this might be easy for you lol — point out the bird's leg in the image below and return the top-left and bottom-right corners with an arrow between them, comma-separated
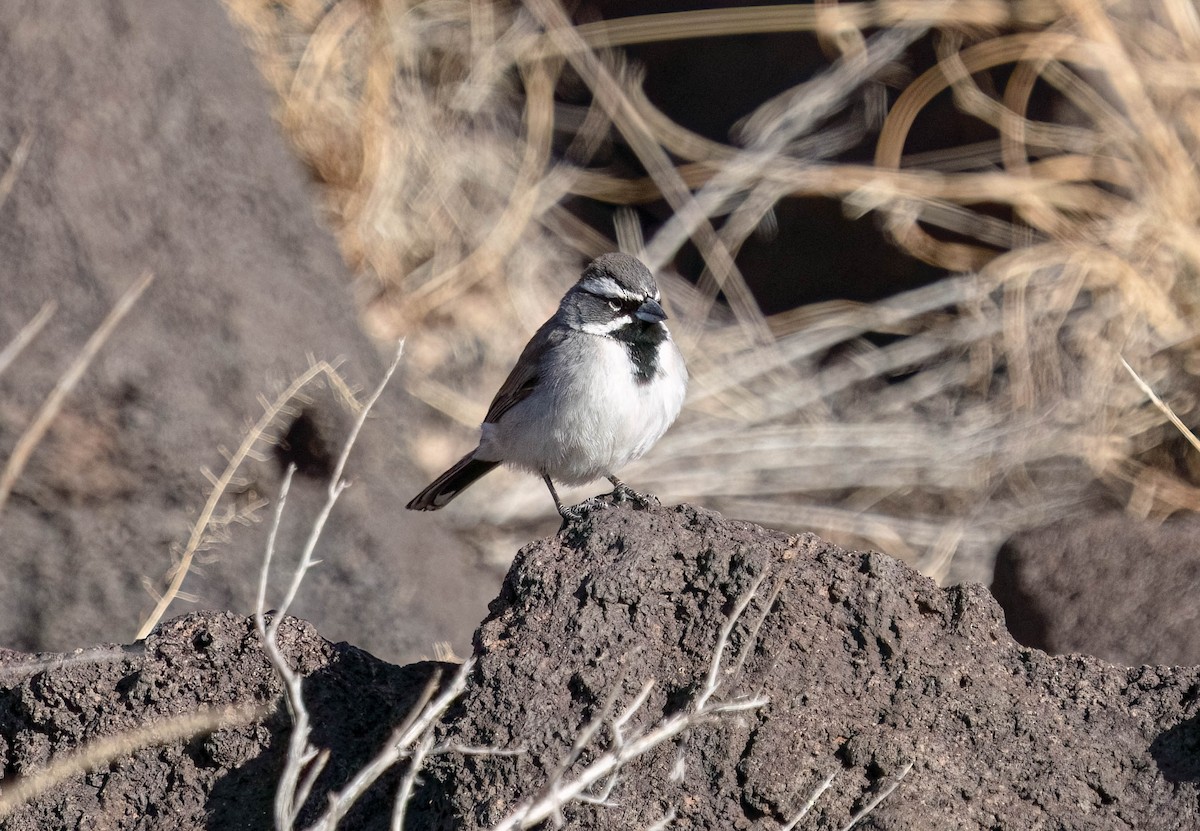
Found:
607,475 -> 659,508
545,475 -> 587,521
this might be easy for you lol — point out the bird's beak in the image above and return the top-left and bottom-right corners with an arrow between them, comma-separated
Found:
635,298 -> 667,323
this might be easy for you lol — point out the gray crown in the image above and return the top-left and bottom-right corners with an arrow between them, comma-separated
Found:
576,252 -> 659,302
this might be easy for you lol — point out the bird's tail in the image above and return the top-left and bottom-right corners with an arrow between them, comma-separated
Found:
406,451 -> 500,511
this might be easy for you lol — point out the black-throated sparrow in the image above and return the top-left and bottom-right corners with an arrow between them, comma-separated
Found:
406,252 -> 687,519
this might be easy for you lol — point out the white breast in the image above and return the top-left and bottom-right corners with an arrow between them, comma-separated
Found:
478,333 -> 687,485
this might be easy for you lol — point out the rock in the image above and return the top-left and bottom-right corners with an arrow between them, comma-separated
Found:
3,502 -> 1199,829
416,501 -> 1200,829
0,611 -> 448,830
992,511 -> 1200,667
0,0 -> 499,661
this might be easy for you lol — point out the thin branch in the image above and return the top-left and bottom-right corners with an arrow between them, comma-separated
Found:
782,770 -> 836,831
0,704 -> 265,819
391,733 -> 436,831
0,300 -> 55,378
1120,356 -> 1200,455
254,464 -> 314,831
838,760 -> 915,831
695,571 -> 767,713
137,356 -> 353,639
487,578 -> 773,830
306,660 -> 475,831
250,343 -> 474,831
256,464 -> 297,624
270,340 -> 406,634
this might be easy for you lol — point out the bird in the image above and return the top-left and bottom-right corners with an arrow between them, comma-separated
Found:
406,252 -> 688,520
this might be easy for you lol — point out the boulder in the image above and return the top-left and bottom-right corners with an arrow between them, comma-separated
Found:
0,0 -> 499,661
993,511 -> 1200,666
3,502 -> 1198,829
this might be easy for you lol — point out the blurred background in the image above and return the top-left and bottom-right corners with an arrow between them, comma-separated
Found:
3,0 -> 1200,666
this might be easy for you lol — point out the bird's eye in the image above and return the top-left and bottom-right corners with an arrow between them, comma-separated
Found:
608,299 -> 621,312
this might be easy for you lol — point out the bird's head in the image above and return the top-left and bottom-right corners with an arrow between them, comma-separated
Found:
563,252 -> 668,337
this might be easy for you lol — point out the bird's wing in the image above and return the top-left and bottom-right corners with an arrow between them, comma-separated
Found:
483,320 -> 566,424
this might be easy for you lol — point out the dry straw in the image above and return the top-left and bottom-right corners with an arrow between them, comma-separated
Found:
223,0 -> 1200,583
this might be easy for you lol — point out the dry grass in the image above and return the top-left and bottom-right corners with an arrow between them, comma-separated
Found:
223,0 -> 1200,583
0,703 -> 266,819
0,271 -> 155,517
134,356 -> 363,639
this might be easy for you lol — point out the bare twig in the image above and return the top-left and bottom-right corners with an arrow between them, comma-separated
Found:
306,660 -> 474,831
254,464 -> 316,831
250,342 -> 482,831
487,578 -> 772,830
391,733 -> 436,831
839,760 -> 915,831
782,770 -> 837,831
137,356 -> 355,639
252,343 -> 404,830
0,704 -> 265,819
0,300 -> 55,378
696,571 -> 767,713
274,341 -> 406,629
1120,356 -> 1200,455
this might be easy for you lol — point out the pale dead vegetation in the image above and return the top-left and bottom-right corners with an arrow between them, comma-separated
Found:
222,0 -> 1200,583
0,271 -> 155,517
136,356 -> 362,639
0,703 -> 266,820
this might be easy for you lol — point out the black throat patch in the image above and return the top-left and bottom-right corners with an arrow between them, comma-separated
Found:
611,320 -> 667,384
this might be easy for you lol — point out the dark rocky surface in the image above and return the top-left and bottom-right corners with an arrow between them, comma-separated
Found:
3,502 -> 1199,829
993,511 -> 1200,667
0,611 -> 448,831
418,501 -> 1200,829
0,0 -> 499,662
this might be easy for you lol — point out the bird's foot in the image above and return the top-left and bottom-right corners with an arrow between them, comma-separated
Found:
556,498 -> 603,531
558,501 -> 592,522
610,482 -> 660,509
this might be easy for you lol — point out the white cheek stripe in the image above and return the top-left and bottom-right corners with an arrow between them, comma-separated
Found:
580,315 -> 634,335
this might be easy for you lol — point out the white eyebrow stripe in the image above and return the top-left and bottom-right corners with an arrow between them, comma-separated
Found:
580,315 -> 633,335
579,276 -> 642,302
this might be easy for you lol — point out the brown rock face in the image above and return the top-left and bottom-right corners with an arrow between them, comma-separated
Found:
993,511 -> 1200,667
416,501 -> 1200,829
0,612 -> 447,830
3,502 -> 1199,829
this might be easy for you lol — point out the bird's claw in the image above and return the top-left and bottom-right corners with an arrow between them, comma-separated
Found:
558,503 -> 590,522
611,483 -> 660,509
557,486 -> 659,530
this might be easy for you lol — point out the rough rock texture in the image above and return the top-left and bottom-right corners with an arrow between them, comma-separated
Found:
3,503 -> 1200,829
417,501 -> 1200,830
993,511 -> 1200,667
0,611 -> 446,831
0,1 -> 499,661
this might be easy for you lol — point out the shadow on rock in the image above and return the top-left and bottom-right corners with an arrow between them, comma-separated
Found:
1151,713 -> 1200,783
205,653 -> 450,831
